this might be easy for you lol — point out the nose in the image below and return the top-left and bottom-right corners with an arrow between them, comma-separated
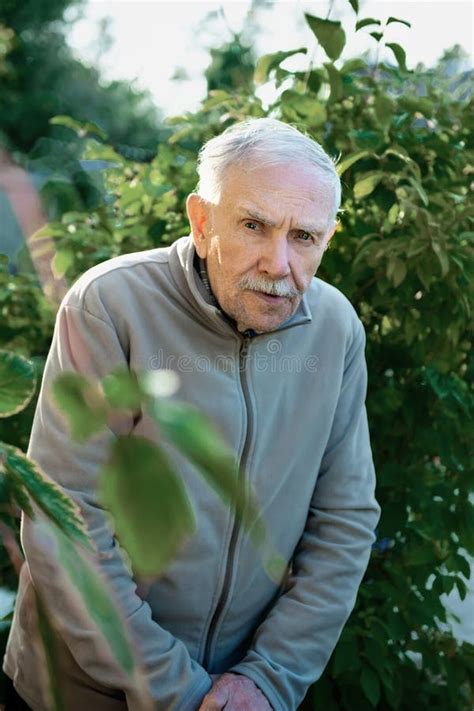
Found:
258,234 -> 291,280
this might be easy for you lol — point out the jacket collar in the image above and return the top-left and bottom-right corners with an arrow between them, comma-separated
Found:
168,235 -> 312,338
193,252 -> 219,309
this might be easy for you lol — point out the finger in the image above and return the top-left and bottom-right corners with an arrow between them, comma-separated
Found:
198,695 -> 222,711
207,687 -> 229,706
198,686 -> 229,711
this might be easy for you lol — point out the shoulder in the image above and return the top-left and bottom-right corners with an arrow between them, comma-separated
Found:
66,247 -> 171,304
60,246 -> 173,322
303,279 -> 366,368
307,277 -> 362,335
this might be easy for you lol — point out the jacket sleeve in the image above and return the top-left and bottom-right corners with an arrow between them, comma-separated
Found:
21,297 -> 212,711
229,319 -> 381,711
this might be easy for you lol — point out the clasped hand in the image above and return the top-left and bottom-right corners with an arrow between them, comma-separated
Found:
198,672 -> 272,710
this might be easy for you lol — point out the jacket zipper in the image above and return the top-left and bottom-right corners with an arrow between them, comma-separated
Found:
202,332 -> 255,669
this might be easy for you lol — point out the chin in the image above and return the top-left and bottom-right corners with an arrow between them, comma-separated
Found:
248,318 -> 287,334
235,302 -> 295,334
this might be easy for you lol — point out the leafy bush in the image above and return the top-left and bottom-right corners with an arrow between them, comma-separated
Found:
0,0 -> 164,154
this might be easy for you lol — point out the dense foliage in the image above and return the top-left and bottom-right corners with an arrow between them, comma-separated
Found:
0,0 -> 163,154
0,1 -> 473,708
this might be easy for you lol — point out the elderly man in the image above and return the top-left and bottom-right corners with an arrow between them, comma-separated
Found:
4,118 -> 380,711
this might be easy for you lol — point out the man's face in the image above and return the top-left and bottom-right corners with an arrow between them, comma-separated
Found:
187,162 -> 337,333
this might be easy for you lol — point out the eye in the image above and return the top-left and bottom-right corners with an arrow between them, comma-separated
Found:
297,231 -> 314,243
244,221 -> 259,231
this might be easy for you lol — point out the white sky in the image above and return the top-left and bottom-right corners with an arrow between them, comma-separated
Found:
67,0 -> 474,117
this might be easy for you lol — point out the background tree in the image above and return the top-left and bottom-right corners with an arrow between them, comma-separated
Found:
0,0 -> 163,155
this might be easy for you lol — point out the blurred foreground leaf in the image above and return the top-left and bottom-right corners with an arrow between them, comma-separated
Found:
149,398 -> 266,547
52,373 -> 108,441
0,443 -> 91,549
49,519 -> 135,675
35,591 -> 64,711
0,351 -> 36,418
100,435 -> 196,576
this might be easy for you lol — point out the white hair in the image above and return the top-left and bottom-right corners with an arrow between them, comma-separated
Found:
196,118 -> 341,222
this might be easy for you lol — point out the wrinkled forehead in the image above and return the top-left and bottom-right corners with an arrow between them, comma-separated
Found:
219,161 -> 338,228
223,157 -> 335,195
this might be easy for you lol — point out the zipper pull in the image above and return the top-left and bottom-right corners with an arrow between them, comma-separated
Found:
242,328 -> 257,338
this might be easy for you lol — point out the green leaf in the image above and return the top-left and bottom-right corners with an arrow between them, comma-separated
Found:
383,145 -> 409,160
340,57 -> 367,75
305,14 -> 346,61
407,543 -> 435,566
353,171 -> 384,199
356,18 -> 381,31
29,223 -> 65,242
142,174 -> 173,201
201,90 -> 232,110
1,459 -> 33,516
149,398 -> 266,547
51,248 -> 74,280
333,631 -> 360,676
34,591 -> 65,711
120,184 -> 145,209
48,519 -> 136,674
150,398 -> 238,500
374,94 -> 395,128
147,397 -> 286,582
455,577 -> 468,601
102,369 -> 143,410
254,48 -> 307,84
325,63 -> 343,103
351,129 -> 384,150
100,435 -> 195,576
52,373 -> 108,441
387,257 -> 407,287
347,0 -> 359,13
453,553 -> 471,580
408,177 -> 429,206
50,115 -> 107,141
398,95 -> 433,117
386,43 -> 408,71
386,608 -> 408,641
336,150 -> 372,176
292,69 -> 323,93
2,444 -> 91,549
392,270 -> 410,299
361,666 -> 381,706
388,203 -> 399,224
416,263 -> 432,291
280,90 -> 327,126
370,32 -> 383,43
386,16 -> 411,28
431,242 -> 450,277
0,350 -> 36,418
383,145 -> 422,180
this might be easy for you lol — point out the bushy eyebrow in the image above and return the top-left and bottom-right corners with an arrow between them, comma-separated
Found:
239,207 -> 324,237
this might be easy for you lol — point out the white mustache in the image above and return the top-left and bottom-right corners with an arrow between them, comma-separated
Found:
239,275 -> 300,298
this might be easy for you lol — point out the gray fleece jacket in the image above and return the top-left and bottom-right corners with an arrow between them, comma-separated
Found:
4,235 -> 380,711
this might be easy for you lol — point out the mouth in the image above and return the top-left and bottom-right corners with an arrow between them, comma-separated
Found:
253,291 -> 287,304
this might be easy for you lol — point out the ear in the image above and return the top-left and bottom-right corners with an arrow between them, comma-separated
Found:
327,220 -> 338,243
186,193 -> 209,258
324,220 -> 338,250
